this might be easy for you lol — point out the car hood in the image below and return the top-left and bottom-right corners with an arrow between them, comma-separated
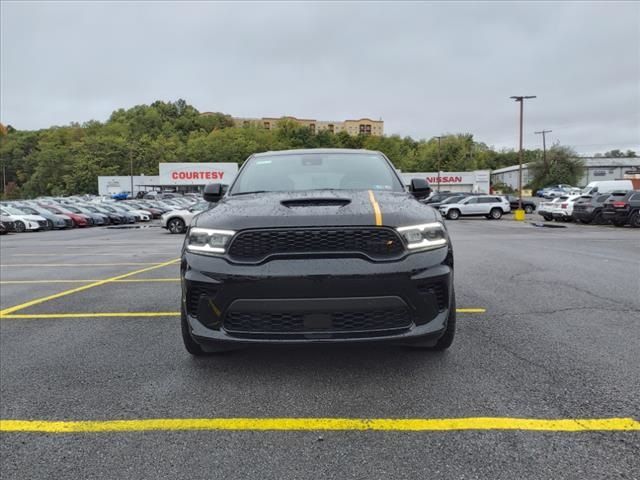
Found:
193,190 -> 439,230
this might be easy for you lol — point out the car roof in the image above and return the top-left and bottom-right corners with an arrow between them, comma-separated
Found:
252,148 -> 382,157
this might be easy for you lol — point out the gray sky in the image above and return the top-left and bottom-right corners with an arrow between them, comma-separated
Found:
2,1 -> 639,154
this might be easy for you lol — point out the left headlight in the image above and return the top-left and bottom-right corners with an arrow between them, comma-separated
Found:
396,222 -> 448,251
186,227 -> 236,255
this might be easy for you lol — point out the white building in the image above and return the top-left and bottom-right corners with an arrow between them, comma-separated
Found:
98,162 -> 238,196
400,171 -> 491,193
490,157 -> 640,190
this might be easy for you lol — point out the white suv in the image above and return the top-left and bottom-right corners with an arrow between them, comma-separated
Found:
439,195 -> 511,220
162,201 -> 210,234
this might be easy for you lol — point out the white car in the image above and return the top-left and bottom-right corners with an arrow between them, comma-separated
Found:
111,204 -> 152,222
162,202 -> 209,234
0,206 -> 49,232
537,197 -> 564,221
551,195 -> 582,221
439,195 -> 511,220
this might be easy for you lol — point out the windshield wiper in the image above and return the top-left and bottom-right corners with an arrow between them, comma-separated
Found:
231,190 -> 268,196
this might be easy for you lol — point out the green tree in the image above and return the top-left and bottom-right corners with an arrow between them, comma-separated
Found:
528,144 -> 584,191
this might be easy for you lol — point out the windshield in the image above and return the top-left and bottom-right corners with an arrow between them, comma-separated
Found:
442,196 -> 465,204
230,152 -> 404,195
3,206 -> 26,215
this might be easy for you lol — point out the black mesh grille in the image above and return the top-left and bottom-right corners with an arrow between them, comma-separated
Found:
224,309 -> 411,335
186,281 -> 218,318
228,228 -> 404,261
417,281 -> 448,311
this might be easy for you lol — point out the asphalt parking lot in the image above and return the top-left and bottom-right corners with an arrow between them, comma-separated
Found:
1,220 -> 638,479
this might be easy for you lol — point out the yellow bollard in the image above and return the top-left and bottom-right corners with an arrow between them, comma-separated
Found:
514,209 -> 526,221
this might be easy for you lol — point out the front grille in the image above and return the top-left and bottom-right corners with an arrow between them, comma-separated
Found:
186,281 -> 219,318
224,309 -> 411,336
37,220 -> 48,228
228,228 -> 404,261
64,219 -> 72,227
416,281 -> 448,311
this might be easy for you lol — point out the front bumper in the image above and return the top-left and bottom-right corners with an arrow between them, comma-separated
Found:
182,248 -> 453,345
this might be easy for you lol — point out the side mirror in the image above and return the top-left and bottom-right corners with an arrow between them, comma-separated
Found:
203,183 -> 223,202
410,178 -> 432,199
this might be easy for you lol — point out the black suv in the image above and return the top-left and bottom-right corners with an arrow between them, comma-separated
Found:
503,195 -> 536,214
602,190 -> 640,227
572,193 -> 611,224
181,149 -> 456,355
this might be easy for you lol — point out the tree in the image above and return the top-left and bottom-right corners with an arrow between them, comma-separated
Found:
528,144 -> 584,191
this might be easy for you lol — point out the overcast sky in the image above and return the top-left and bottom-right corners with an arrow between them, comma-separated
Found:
1,1 -> 639,154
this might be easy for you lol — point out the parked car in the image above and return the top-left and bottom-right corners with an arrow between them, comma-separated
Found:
602,190 -> 640,228
551,195 -> 582,222
39,204 -> 90,227
0,215 -> 15,233
421,191 -> 454,204
537,197 -> 564,221
439,195 -> 511,220
581,180 -> 634,196
181,148 -> 455,355
112,203 -> 151,222
10,203 -> 68,229
0,206 -> 49,232
502,195 -> 536,214
111,191 -> 131,200
162,201 -> 210,234
425,194 -> 472,209
97,204 -> 136,224
125,201 -> 163,219
572,194 -> 612,224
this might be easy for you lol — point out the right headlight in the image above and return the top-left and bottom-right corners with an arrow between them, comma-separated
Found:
186,227 -> 236,255
396,222 -> 448,251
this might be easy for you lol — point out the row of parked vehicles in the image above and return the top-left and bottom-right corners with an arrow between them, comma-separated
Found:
0,194 -> 200,234
538,189 -> 640,227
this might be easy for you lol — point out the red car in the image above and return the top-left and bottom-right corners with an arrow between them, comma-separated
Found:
39,204 -> 90,227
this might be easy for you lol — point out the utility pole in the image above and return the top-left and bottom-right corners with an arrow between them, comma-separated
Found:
434,136 -> 443,192
510,96 -> 536,214
535,129 -> 552,173
129,149 -> 134,199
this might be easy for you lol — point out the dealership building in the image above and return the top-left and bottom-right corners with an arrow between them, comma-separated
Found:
491,157 -> 640,190
99,163 -> 491,196
399,171 -> 491,193
98,162 -> 238,196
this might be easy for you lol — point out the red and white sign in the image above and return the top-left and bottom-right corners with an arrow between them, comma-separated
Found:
159,163 -> 238,185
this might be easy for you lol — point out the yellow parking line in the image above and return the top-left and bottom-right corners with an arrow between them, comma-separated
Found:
0,259 -> 179,317
1,417 -> 637,433
1,308 -> 485,320
456,308 -> 486,313
0,263 -> 167,267
0,279 -> 180,285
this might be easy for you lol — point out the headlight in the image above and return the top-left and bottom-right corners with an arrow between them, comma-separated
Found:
396,222 -> 448,251
186,227 -> 235,255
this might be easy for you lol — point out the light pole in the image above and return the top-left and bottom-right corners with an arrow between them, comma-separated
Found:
535,129 -> 552,173
434,136 -> 443,192
510,96 -> 536,215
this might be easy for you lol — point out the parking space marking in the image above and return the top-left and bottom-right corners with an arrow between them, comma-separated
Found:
1,417 -> 637,433
0,308 -> 487,320
0,279 -> 180,284
0,263 -> 170,267
0,259 -> 179,316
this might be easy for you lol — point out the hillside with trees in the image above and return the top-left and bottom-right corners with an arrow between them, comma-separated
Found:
2,99 -> 558,198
